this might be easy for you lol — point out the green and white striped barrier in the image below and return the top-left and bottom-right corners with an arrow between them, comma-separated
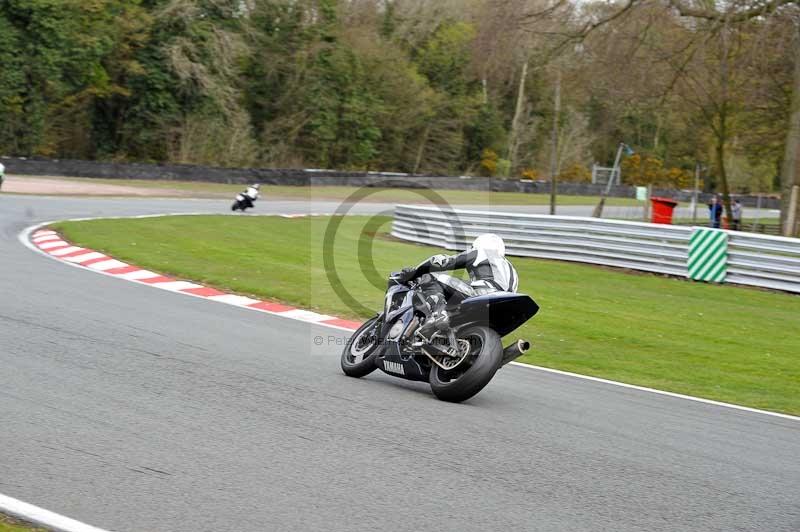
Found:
688,228 -> 728,282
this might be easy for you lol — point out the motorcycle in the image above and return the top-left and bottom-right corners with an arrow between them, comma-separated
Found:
341,271 -> 539,402
231,193 -> 256,212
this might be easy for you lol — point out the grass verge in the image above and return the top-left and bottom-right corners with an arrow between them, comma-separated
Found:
12,175 -> 641,206
54,215 -> 800,415
0,514 -> 46,532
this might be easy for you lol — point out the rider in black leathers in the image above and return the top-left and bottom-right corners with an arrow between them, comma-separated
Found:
397,233 -> 519,337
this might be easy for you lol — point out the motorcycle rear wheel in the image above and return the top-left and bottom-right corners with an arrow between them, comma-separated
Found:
428,325 -> 502,403
341,317 -> 381,378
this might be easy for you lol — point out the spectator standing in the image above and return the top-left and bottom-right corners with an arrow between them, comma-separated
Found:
731,199 -> 742,231
708,195 -> 723,228
0,161 -> 4,190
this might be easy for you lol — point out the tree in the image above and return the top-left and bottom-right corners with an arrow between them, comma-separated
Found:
521,0 -> 800,223
0,0 -> 795,191
780,21 -> 800,234
0,0 -> 120,156
411,21 -> 483,173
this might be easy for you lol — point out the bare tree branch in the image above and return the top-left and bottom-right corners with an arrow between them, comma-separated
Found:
669,0 -> 798,23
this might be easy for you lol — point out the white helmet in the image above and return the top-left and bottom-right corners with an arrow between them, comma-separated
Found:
471,233 -> 505,265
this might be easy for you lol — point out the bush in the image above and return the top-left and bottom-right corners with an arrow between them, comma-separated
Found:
558,163 -> 591,183
496,158 -> 511,177
622,154 -> 692,188
521,168 -> 543,180
479,148 -> 498,176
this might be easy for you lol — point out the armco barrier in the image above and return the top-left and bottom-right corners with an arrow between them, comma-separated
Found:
391,204 -> 800,294
726,232 -> 800,293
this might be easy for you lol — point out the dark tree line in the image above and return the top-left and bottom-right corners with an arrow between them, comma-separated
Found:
0,0 -> 797,201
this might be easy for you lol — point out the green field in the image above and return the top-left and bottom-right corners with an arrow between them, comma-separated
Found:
0,514 -> 45,532
12,175 -> 642,206
55,215 -> 800,415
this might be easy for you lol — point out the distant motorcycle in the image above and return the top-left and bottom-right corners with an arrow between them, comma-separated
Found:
231,183 -> 260,212
341,271 -> 539,402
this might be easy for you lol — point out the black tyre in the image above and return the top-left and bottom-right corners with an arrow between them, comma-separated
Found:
231,202 -> 239,211
429,325 -> 502,403
341,317 -> 382,378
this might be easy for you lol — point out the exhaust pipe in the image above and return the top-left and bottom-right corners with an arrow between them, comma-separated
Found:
501,339 -> 531,366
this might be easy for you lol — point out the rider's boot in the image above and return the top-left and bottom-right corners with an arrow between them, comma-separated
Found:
416,294 -> 449,340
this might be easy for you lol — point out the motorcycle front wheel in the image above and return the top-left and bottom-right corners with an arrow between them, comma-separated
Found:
340,317 -> 382,378
429,325 -> 502,403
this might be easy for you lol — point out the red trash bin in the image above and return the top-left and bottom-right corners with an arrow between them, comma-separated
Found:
650,197 -> 678,224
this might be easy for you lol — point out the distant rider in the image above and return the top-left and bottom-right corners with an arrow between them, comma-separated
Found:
242,183 -> 260,208
397,233 -> 519,338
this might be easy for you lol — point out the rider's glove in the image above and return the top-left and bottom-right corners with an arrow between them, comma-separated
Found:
397,267 -> 417,284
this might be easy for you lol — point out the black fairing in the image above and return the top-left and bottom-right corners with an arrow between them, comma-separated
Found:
377,340 -> 431,382
370,275 -> 539,382
448,292 -> 539,338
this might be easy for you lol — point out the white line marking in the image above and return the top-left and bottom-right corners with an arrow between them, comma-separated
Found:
508,362 -> 800,422
86,259 -> 128,271
116,269 -> 160,281
49,246 -> 84,257
18,219 -> 799,422
151,281 -> 203,292
278,309 -> 335,322
206,294 -> 261,306
38,240 -> 68,250
0,492 -> 112,532
62,252 -> 106,264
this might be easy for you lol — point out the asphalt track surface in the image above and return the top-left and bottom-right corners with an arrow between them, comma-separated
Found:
1,195 -> 798,532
